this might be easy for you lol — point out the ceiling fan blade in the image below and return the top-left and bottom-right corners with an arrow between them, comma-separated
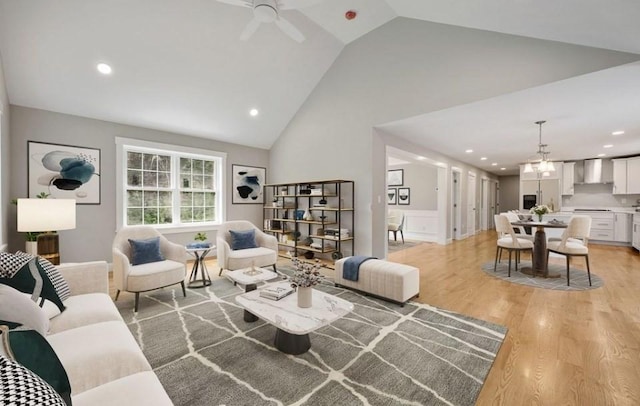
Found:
275,17 -> 305,43
278,0 -> 324,10
240,18 -> 262,41
217,0 -> 252,8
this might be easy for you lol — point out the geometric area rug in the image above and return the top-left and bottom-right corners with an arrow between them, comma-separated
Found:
116,273 -> 507,406
481,260 -> 604,291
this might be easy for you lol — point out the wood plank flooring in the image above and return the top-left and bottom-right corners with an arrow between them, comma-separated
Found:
388,231 -> 640,406
111,231 -> 640,405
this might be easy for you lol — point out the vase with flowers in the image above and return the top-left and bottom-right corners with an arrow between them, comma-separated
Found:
290,257 -> 323,308
530,204 -> 551,222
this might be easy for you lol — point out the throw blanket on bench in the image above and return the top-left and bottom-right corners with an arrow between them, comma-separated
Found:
343,256 -> 376,281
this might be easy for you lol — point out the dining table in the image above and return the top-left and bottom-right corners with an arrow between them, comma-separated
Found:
511,220 -> 568,278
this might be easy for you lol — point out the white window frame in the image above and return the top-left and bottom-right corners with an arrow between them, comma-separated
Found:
115,137 -> 226,233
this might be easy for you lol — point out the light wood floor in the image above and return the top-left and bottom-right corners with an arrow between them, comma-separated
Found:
388,231 -> 640,406
112,232 -> 640,405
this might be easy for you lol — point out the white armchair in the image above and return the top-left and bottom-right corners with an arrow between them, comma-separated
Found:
217,220 -> 278,276
112,226 -> 187,311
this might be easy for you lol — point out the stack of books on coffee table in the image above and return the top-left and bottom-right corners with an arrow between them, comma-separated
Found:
259,285 -> 294,301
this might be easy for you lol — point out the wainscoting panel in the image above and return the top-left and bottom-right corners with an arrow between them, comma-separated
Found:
402,210 -> 439,242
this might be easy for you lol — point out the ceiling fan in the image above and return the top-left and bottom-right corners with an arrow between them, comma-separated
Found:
217,0 -> 321,43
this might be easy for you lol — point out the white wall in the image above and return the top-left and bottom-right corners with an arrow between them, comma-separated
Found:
387,163 -> 437,210
0,50 -> 10,249
562,183 -> 640,208
269,17 -> 637,257
8,106 -> 269,262
498,175 -> 520,212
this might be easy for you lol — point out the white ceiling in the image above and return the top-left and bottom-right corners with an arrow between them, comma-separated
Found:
1,0 -> 640,157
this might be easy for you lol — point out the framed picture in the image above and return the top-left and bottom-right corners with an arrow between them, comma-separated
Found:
28,141 -> 101,204
398,187 -> 410,205
387,188 -> 397,205
232,164 -> 266,204
387,169 -> 404,186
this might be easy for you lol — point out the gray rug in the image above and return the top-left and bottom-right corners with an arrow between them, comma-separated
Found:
116,271 -> 507,406
388,240 -> 428,253
481,261 -> 603,291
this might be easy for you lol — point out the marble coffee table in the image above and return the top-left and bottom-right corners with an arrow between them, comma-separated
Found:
226,267 -> 280,322
236,281 -> 354,355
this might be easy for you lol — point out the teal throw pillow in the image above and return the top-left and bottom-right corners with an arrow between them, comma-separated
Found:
128,237 -> 165,265
229,229 -> 258,250
1,327 -> 71,405
14,251 -> 71,302
0,254 -> 66,313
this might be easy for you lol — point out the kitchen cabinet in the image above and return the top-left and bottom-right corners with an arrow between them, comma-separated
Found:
562,162 -> 575,195
612,159 -> 627,194
627,158 -> 640,194
633,214 -> 640,251
614,213 -> 632,243
588,212 -> 615,242
521,179 -> 560,211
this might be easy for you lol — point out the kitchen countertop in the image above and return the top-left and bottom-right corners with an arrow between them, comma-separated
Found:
561,206 -> 639,214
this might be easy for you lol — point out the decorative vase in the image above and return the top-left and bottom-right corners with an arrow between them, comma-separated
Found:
303,209 -> 313,221
25,241 -> 38,256
297,286 -> 312,308
537,214 -> 543,222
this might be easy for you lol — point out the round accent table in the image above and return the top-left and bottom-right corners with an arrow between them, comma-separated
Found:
186,245 -> 214,288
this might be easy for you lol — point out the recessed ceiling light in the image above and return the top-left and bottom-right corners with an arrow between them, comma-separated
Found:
597,153 -> 606,157
465,149 -> 473,153
500,167 -> 506,170
480,157 -> 487,161
612,130 -> 625,136
491,163 -> 497,166
416,156 -> 426,160
603,144 -> 613,148
249,108 -> 259,117
96,63 -> 112,75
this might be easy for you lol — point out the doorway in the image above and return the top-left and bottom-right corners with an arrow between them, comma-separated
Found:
467,172 -> 476,236
452,169 -> 462,240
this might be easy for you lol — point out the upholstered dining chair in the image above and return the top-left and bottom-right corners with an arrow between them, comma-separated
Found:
112,226 -> 187,312
388,210 -> 405,243
494,214 -> 534,277
503,212 -> 533,240
546,215 -> 592,286
217,220 -> 278,276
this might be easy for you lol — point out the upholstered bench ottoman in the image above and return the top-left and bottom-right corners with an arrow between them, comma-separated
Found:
334,258 -> 420,305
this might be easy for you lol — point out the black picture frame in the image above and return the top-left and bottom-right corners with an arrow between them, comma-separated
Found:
398,187 -> 410,205
28,140 -> 101,205
387,188 -> 397,205
232,164 -> 266,204
387,169 -> 404,186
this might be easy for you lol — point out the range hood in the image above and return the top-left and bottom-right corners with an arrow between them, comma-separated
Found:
574,158 -> 613,184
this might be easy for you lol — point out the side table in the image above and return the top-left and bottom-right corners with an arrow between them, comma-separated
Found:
186,246 -> 214,288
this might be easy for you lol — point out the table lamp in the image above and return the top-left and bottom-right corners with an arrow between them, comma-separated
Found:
17,198 -> 76,264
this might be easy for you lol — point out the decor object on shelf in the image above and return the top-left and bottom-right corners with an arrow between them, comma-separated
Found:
398,187 -> 410,205
387,169 -> 404,186
303,209 -> 313,221
523,120 -> 556,176
387,188 -> 397,205
28,141 -> 101,204
530,204 -> 551,222
290,257 -> 323,308
17,199 -> 76,265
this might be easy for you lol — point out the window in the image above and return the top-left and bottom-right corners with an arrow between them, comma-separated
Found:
116,137 -> 226,231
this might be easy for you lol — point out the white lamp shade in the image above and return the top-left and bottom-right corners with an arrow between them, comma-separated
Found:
17,199 -> 76,232
538,160 -> 548,172
523,163 -> 533,173
547,161 -> 556,171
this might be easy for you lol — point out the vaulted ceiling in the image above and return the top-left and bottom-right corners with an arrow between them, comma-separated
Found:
1,0 -> 639,171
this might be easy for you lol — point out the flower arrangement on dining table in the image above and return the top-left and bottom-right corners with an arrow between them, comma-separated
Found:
530,204 -> 552,221
290,257 -> 323,289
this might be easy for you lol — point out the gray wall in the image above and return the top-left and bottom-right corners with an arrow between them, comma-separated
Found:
8,106 -> 268,262
0,51 -> 9,249
388,163 -> 438,210
498,175 -> 520,212
269,17 -> 637,257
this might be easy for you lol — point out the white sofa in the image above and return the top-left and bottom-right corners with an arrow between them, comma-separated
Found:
47,262 -> 172,405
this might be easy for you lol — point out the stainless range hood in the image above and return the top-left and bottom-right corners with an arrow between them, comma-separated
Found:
574,158 -> 613,184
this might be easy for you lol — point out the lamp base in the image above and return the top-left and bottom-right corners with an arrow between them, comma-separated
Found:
37,233 -> 60,265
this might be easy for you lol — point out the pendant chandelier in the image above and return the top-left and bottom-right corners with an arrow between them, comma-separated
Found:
523,120 -> 555,176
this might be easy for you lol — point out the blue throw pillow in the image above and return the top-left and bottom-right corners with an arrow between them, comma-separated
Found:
229,229 -> 258,250
128,237 -> 165,266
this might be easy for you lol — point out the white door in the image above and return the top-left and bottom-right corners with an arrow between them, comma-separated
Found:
481,179 -> 489,230
452,170 -> 462,239
489,181 -> 498,229
467,172 -> 476,236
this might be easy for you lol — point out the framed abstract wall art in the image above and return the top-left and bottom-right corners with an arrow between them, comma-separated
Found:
398,187 -> 410,205
232,164 -> 266,204
387,169 -> 404,186
387,188 -> 397,205
28,141 -> 101,204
